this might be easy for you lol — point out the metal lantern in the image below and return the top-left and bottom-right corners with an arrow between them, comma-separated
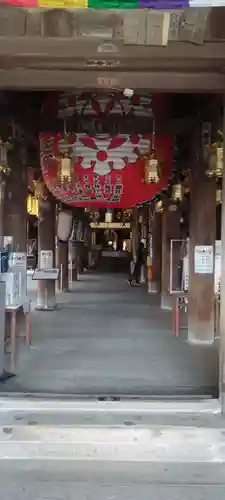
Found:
0,138 -> 12,175
216,188 -> 222,205
155,200 -> 163,213
215,147 -> 223,178
56,126 -> 77,185
27,193 -> 39,217
57,154 -> 73,183
144,152 -> 160,184
123,209 -> 132,221
90,211 -> 100,223
206,143 -> 223,178
105,210 -> 113,224
139,118 -> 160,184
34,178 -> 48,200
171,183 -> 183,202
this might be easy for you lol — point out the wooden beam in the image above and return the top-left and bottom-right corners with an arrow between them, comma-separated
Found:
1,37 -> 225,61
0,69 -> 224,92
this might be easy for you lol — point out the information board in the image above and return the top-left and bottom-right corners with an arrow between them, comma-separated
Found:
40,250 -> 53,270
194,245 -> 214,274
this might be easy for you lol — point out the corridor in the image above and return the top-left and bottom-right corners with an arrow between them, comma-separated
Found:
2,274 -> 218,396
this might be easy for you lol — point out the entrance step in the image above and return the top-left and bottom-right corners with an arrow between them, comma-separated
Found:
0,398 -> 223,463
1,422 -> 225,463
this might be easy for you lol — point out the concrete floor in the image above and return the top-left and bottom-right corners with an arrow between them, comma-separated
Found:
1,462 -> 225,500
1,461 -> 225,499
1,273 -> 218,396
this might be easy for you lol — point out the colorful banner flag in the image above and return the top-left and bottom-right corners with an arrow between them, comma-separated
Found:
6,0 -> 192,7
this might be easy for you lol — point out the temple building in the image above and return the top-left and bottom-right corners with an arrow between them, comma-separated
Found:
0,5 -> 224,410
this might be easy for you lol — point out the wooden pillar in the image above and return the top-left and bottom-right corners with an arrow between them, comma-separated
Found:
149,209 -> 162,294
220,95 -> 225,411
36,198 -> 56,310
188,164 -> 216,344
58,240 -> 69,292
161,202 -> 181,309
131,207 -> 139,261
5,169 -> 27,252
0,176 -> 5,248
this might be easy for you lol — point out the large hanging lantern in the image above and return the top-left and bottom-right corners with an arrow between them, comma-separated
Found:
57,210 -> 73,241
171,183 -> 183,202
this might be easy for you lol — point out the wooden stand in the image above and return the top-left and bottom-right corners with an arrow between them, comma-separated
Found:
5,302 -> 31,372
37,199 -> 56,310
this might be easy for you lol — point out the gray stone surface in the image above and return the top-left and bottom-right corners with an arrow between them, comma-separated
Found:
1,273 -> 218,396
1,482 -> 225,500
0,461 -> 225,499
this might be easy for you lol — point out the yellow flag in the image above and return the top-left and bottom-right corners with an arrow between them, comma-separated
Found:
38,0 -> 88,7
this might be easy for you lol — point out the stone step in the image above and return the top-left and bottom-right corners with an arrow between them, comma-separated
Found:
0,398 -> 222,463
0,423 -> 225,462
0,397 -> 221,426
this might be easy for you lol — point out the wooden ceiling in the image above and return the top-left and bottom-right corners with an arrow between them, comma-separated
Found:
0,7 -> 225,91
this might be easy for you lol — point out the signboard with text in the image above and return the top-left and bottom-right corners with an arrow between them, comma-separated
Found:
40,250 -> 53,270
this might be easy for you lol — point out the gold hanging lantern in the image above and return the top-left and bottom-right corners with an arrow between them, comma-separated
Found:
216,188 -> 222,205
155,200 -> 163,213
34,178 -> 48,200
56,124 -> 77,185
215,146 -> 223,178
105,210 -> 113,223
171,183 -> 183,202
206,142 -> 223,178
27,193 -> 39,217
0,138 -> 12,175
90,211 -> 100,223
139,118 -> 160,184
57,154 -> 73,183
144,152 -> 160,184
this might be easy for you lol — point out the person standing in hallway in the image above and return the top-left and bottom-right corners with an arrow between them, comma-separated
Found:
128,240 -> 145,286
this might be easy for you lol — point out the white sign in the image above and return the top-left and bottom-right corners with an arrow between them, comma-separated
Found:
1,271 -> 20,307
40,250 -> 53,270
215,240 -> 221,294
194,245 -> 214,274
9,252 -> 27,269
33,268 -> 59,281
182,254 -> 189,291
